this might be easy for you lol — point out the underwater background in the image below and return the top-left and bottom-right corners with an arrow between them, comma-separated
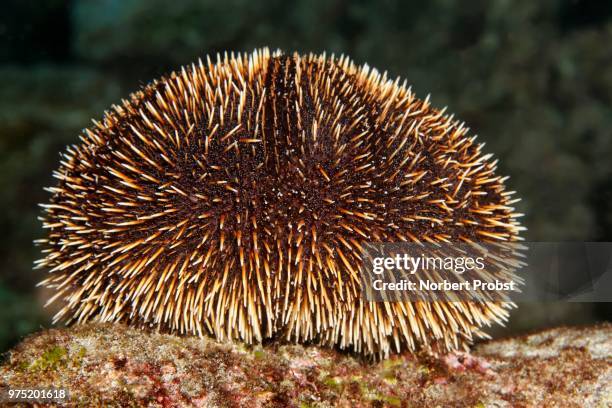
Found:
1,0 -> 611,354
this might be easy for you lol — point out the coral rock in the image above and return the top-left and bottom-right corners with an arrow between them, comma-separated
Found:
1,323 -> 610,407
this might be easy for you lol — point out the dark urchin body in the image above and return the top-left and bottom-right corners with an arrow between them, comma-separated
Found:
38,48 -> 523,356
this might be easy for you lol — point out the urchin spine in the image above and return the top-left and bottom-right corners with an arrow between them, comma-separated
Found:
37,48 -> 523,357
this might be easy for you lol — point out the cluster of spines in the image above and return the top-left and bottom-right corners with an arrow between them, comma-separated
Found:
37,48 -> 523,357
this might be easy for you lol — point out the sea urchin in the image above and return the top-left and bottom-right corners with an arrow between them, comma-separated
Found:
37,48 -> 523,356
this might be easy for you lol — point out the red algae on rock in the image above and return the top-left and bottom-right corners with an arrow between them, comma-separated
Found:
1,323 -> 610,407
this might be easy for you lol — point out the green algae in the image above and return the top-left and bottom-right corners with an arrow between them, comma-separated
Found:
19,344 -> 87,373
28,345 -> 68,371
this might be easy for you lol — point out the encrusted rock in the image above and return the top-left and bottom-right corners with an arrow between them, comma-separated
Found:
1,323 -> 610,407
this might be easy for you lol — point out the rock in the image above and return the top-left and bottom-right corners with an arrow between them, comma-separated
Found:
0,323 -> 610,407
